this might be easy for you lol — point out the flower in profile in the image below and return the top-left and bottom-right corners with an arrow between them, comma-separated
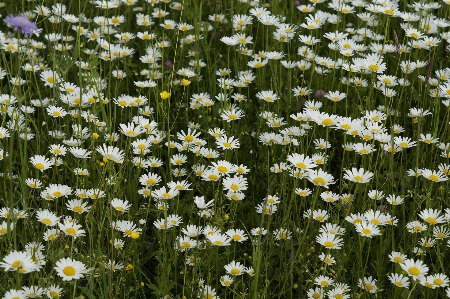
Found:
5,14 -> 39,37
343,168 -> 374,183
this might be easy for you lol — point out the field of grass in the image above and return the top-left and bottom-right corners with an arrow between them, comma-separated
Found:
0,0 -> 450,298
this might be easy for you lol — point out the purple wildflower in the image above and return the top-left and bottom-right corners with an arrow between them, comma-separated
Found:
165,60 -> 173,68
314,89 -> 326,98
5,14 -> 38,37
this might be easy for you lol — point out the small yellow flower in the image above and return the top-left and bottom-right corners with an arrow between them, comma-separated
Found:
181,79 -> 191,86
126,264 -> 134,270
160,91 -> 170,99
92,133 -> 99,139
131,232 -> 140,239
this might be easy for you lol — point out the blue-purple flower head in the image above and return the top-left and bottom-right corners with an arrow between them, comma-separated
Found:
5,14 -> 39,37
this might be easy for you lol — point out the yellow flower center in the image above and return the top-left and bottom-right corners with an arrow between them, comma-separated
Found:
65,228 -> 77,236
368,65 -> 378,72
42,218 -> 52,225
354,175 -> 364,182
428,175 -> 439,182
408,267 -> 420,276
313,177 -> 326,186
63,266 -> 76,276
230,184 -> 239,191
434,278 -> 443,285
362,228 -> 371,235
296,162 -> 306,169
321,118 -> 333,126
218,166 -> 228,173
324,241 -> 334,248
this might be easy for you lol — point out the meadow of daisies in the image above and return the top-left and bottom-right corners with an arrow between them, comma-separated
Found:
1,0 -> 450,298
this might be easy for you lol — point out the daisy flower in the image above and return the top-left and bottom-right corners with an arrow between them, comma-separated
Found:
46,105 -> 68,118
418,208 -> 446,224
315,275 -> 334,287
224,260 -> 245,276
306,169 -> 336,188
319,252 -> 336,265
316,232 -> 344,249
287,153 -> 317,170
119,122 -> 144,137
421,169 -> 448,182
394,136 -> 417,148
36,209 -> 60,226
389,251 -> 407,263
206,233 -> 232,246
216,135 -> 240,150
111,198 -> 132,213
176,236 -> 197,251
151,186 -> 179,200
66,199 -> 90,214
222,176 -> 247,192
55,258 -> 89,281
343,168 -> 374,183
295,188 -> 312,197
433,226 -> 450,239
388,273 -> 410,288
226,229 -> 248,242
359,276 -> 378,293
273,228 -> 292,240
25,178 -> 43,189
400,259 -> 429,280
220,108 -> 245,122
40,70 -> 60,87
220,275 -> 234,287
406,220 -> 427,233
96,144 -> 125,163
113,239 -> 125,250
354,221 -> 382,238
0,250 -> 39,273
106,260 -> 124,272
